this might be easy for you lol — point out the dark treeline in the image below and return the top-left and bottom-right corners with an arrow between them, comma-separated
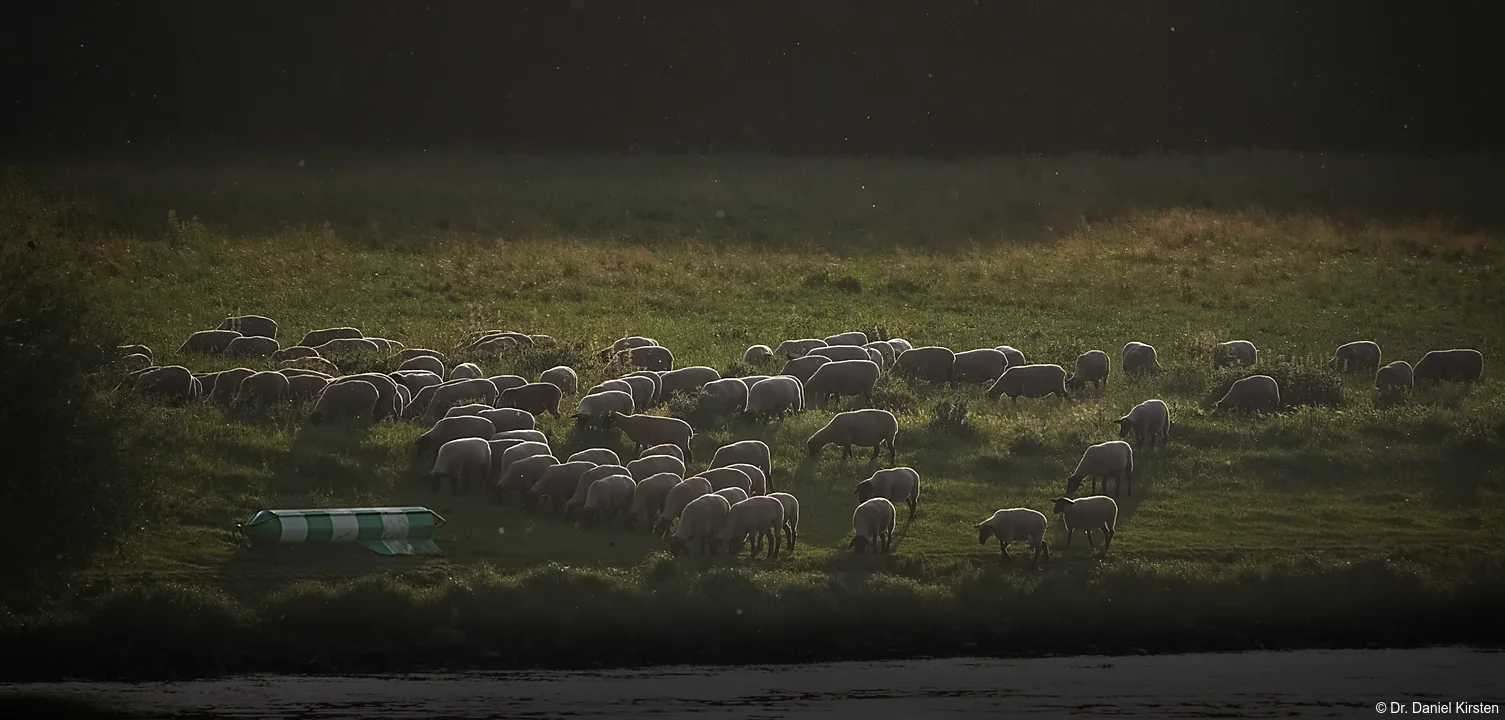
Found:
4,0 -> 1499,155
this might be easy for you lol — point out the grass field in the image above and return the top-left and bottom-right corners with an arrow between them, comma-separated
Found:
2,151 -> 1503,678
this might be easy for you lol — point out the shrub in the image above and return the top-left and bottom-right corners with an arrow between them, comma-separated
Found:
929,398 -> 970,433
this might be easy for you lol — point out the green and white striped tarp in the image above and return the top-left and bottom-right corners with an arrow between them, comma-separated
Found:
234,507 -> 446,555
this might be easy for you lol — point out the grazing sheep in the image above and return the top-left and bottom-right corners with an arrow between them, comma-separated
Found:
118,344 -> 153,360
639,443 -> 685,462
855,467 -> 920,520
114,352 -> 153,374
211,368 -> 257,406
179,329 -> 242,355
497,440 -> 554,488
449,362 -> 484,381
221,336 -> 279,358
1214,374 -> 1282,414
627,472 -> 682,530
135,365 -> 198,403
849,497 -> 896,554
709,440 -> 774,490
284,373 -> 329,401
713,487 -> 750,507
894,346 -> 956,385
496,453 -> 560,504
430,437 -> 491,496
807,409 -> 899,464
627,453 -> 685,482
738,375 -> 772,388
746,376 -> 804,420
779,355 -> 831,384
421,378 -> 501,423
525,460 -> 595,513
309,379 -> 379,424
744,345 -> 775,364
1051,496 -> 1119,551
234,370 -> 290,407
395,383 -> 411,409
697,467 -> 752,493
951,348 -> 1008,385
580,474 -> 636,527
398,356 -> 446,376
478,407 -> 535,432
863,341 -> 896,365
217,314 -> 278,339
824,331 -> 869,347
1066,350 -> 1111,391
624,370 -> 663,406
986,364 -> 1070,403
539,366 -> 579,395
530,334 -> 556,346
803,359 -> 881,409
611,411 -> 694,461
472,332 -> 534,355
333,372 -> 404,420
620,345 -> 674,372
362,337 -> 400,353
658,366 -> 721,401
487,375 -> 529,398
396,348 -> 448,363
670,492 -> 731,556
1414,348 -> 1484,384
297,327 -> 362,347
809,345 -> 871,363
1375,360 -> 1415,394
599,336 -> 659,362
280,367 -> 331,379
272,346 -> 321,362
313,337 -> 382,355
864,347 -> 887,369
1117,399 -> 1171,449
994,345 -> 1027,368
1121,342 -> 1160,374
568,448 -> 621,466
720,496 -> 786,559
443,402 -> 493,419
724,463 -> 768,495
587,378 -> 635,398
1214,340 -> 1258,368
702,378 -> 751,414
565,465 -> 633,519
492,429 -> 548,444
615,374 -> 657,412
1066,440 -> 1134,496
657,476 -> 714,537
575,390 -> 635,430
888,338 -> 914,355
281,356 -> 341,375
1328,341 -> 1382,373
767,492 -> 800,551
499,382 -> 564,418
414,415 -> 498,465
775,338 -> 829,359
976,508 -> 1049,567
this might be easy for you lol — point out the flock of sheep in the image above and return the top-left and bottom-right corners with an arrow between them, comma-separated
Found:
115,315 -> 1487,567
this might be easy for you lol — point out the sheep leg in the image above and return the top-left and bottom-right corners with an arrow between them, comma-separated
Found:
1065,527 -> 1074,549
843,444 -> 854,459
1091,477 -> 1099,495
1086,529 -> 1097,549
870,444 -> 880,461
888,438 -> 896,465
768,529 -> 781,560
907,499 -> 917,521
999,542 -> 1012,562
1102,525 -> 1114,552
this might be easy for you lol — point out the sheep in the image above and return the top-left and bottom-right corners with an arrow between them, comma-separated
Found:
586,379 -> 635,397
443,402 -> 493,419
855,467 -> 920,520
1066,350 -> 1111,391
864,347 -> 887,369
975,508 -> 1050,567
779,355 -> 831,384
986,364 -> 1070,403
627,472 -> 682,530
272,346 -> 321,363
281,356 -> 341,376
894,346 -> 956,385
487,375 -> 529,398
566,465 -> 632,519
496,453 -> 560,504
670,493 -> 732,556
1214,340 -> 1258,368
807,409 -> 898,464
179,329 -> 242,355
824,331 -> 868,347
767,492 -> 800,551
362,337 -> 401,353
449,362 -> 484,381
496,440 -> 554,490
396,348 -> 447,363
118,344 -> 153,360
720,496 -> 786,559
1066,440 -> 1134,496
395,383 -> 411,410
610,411 -> 694,461
1214,374 -> 1282,414
994,345 -> 1027,368
430,437 -> 492,496
1414,348 -> 1484,384
620,345 -> 674,372
1375,360 -> 1415,394
725,463 -> 769,495
657,475 -> 714,537
280,367 -> 332,379
951,348 -> 1008,385
746,376 -> 804,420
398,356 -> 446,376
134,365 -> 198,403
744,345 -> 775,364
530,334 -> 556,346
218,335 -> 277,358
493,429 -> 548,444
309,379 -> 379,424
713,487 -> 750,506
569,448 -> 622,466
658,366 -> 721,401
639,443 -> 685,462
414,415 -> 498,465
738,375 -> 772,389
421,378 -> 500,423
478,407 -> 535,432
697,467 -> 752,493
580,474 -> 637,527
849,497 -> 896,554
575,390 -> 635,430
297,327 -> 362,347
887,338 -> 913,355
1108,397 -> 1168,447
862,341 -> 896,365
708,440 -> 773,490
472,333 -> 533,355
313,337 -> 383,356
803,359 -> 881,409
702,378 -> 751,414
627,453 -> 685,482
624,370 -> 663,406
114,352 -> 153,374
539,366 -> 579,395
499,382 -> 564,418
284,373 -> 329,401
526,461 -> 596,514
1327,341 -> 1382,373
1051,496 -> 1119,551
333,372 -> 404,420
615,374 -> 657,412
598,335 -> 658,362
775,338 -> 828,359
1121,342 -> 1161,374
234,370 -> 290,407
216,314 -> 278,339
809,345 -> 871,363
210,368 -> 258,406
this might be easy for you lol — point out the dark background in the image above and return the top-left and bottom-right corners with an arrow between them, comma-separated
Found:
4,0 -> 1499,155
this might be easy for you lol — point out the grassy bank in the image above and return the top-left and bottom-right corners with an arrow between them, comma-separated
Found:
2,151 -> 1503,678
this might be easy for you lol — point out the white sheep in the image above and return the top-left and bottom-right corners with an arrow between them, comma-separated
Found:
807,409 -> 898,464
1414,348 -> 1484,384
332,372 -> 404,420
849,497 -> 896,554
702,377 -> 750,414
719,496 -> 786,559
297,327 -> 361,347
487,375 -> 530,397
614,374 -> 657,412
1214,340 -> 1258,368
273,346 -> 321,363
628,472 -> 682,530
1066,440 -> 1134,496
1051,496 -> 1119,552
580,474 -> 637,527
724,463 -> 768,495
994,345 -> 1027,368
823,331 -> 868,347
396,348 -> 447,363
566,464 -> 632,519
697,467 -> 752,493
118,344 -> 153,360
1328,341 -> 1382,373
1121,341 -> 1160,374
114,352 -> 152,373
234,370 -> 290,407
639,443 -> 685,462
894,346 -> 956,385
767,492 -> 800,551
496,453 -> 560,504
210,368 -> 257,406
179,329 -> 242,355
134,365 -> 199,404
887,338 -> 914,356
492,429 -> 547,444
499,382 -> 564,418
526,461 -> 596,514
657,475 -> 714,538
599,335 -> 658,362
395,383 -> 411,410
399,356 -> 446,376
449,362 -> 484,381
775,338 -> 828,359
670,493 -> 732,556
778,354 -> 831,384
431,437 -> 492,496
986,364 -> 1069,403
803,359 -> 880,409
568,448 -> 622,466
744,345 -> 775,364
610,411 -> 694,462
217,314 -> 278,339
281,356 -> 341,376
443,403 -> 493,419
658,366 -> 720,401
420,378 -> 500,424
309,379 -> 378,424
864,347 -> 887,369
1116,399 -> 1170,449
627,453 -> 685,482
1374,360 -> 1415,394
414,415 -> 498,465
713,487 -> 749,506
312,337 -> 382,355
809,345 -> 871,363
746,376 -> 804,420
539,365 -> 579,395
478,407 -> 534,432
624,370 -> 663,406
862,341 -> 896,365
1214,374 -> 1281,414
497,440 -> 552,483
362,337 -> 401,353
284,373 -> 329,401
951,348 -> 1008,385
1066,350 -> 1111,391
621,345 -> 674,372
855,467 -> 920,520
575,389 -> 635,430
976,508 -> 1050,567
280,367 -> 331,379
709,440 -> 773,490
223,335 -> 280,358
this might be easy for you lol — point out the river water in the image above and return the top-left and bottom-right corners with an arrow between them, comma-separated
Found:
2,647 -> 1502,718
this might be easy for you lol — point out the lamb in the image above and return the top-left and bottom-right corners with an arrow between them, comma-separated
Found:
746,376 -> 804,420
775,338 -> 829,359
398,356 -> 446,376
449,362 -> 484,381
627,472 -> 682,530
580,474 -> 637,527
767,492 -> 800,551
855,467 -> 920,520
272,346 -> 321,363
894,346 -> 956,385
118,344 -> 153,360
1214,374 -> 1282,414
849,497 -> 896,554
1066,350 -> 1111,391
134,365 -> 198,403
332,372 -> 404,420
281,356 -> 341,375
639,443 -> 685,462
1328,341 -> 1382,373
719,496 -> 786,559
975,508 -> 1049,567
809,345 -> 871,363
951,348 -> 1008,385
779,355 -> 831,384
598,335 -> 658,362
1414,348 -> 1484,384
539,366 -> 579,395
492,429 -> 548,444
575,390 -> 635,430
615,374 -> 657,411
824,331 -> 868,347
525,460 -> 596,514
1066,440 -> 1134,496
569,448 -> 622,466
284,373 -> 329,401
807,409 -> 898,464
222,335 -> 279,358
621,345 -> 674,372
217,314 -> 278,339
487,375 -> 529,397
702,378 -> 751,414
1051,496 -> 1119,551
297,327 -> 362,347
744,345 -> 775,364
179,329 -> 242,355
210,368 -> 257,406
396,348 -> 448,363
658,366 -> 721,401
1374,360 -> 1415,394
234,370 -> 291,407
312,337 -> 382,355
478,407 -> 535,432
1121,342 -> 1160,374
994,345 -> 1027,368
309,379 -> 379,424
421,378 -> 500,423
610,412 -> 694,462
414,416 -> 498,466
566,464 -> 633,519
1117,399 -> 1171,449
669,493 -> 732,556
724,463 -> 768,495
627,453 -> 685,482
709,440 -> 773,490
496,453 -> 560,504
697,467 -> 752,493
803,359 -> 881,409
430,437 -> 491,496
862,341 -> 896,365
499,382 -> 564,418
1214,340 -> 1258,368
656,475 -> 714,537
986,364 -> 1070,403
